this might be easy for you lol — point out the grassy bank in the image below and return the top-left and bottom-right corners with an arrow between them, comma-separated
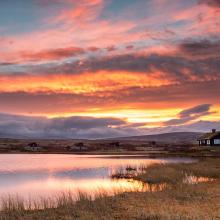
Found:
135,158 -> 220,184
0,159 -> 219,220
1,137 -> 220,158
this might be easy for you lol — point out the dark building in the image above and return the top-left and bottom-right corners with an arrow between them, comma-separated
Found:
197,129 -> 220,146
24,142 -> 42,152
68,142 -> 88,151
28,142 -> 38,148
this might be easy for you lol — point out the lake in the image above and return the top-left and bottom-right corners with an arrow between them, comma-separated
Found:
0,154 -> 195,200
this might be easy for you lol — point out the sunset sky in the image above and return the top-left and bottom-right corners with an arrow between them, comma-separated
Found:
0,0 -> 219,138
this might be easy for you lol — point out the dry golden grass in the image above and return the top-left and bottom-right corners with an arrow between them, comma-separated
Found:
0,158 -> 219,220
135,158 -> 220,184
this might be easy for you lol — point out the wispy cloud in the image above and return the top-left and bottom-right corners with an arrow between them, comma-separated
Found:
164,104 -> 213,126
20,47 -> 85,61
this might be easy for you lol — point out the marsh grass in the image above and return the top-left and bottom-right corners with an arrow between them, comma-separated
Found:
1,195 -> 25,213
1,181 -> 219,220
1,190 -> 111,212
111,163 -> 145,179
134,158 -> 220,185
0,159 -> 219,220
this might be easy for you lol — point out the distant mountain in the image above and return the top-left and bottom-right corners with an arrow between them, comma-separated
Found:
0,131 -> 203,144
106,132 -> 203,144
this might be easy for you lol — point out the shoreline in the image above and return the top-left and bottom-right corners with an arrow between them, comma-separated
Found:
0,150 -> 219,158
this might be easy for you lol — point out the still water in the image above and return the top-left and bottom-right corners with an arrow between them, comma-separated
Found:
0,154 -> 194,199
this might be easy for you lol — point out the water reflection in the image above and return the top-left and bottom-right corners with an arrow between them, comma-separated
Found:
112,179 -> 167,193
0,154 -> 194,199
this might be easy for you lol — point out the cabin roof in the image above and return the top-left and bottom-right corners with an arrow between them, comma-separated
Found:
198,131 -> 220,140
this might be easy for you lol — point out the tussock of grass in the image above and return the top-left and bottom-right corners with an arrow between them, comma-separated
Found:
180,159 -> 220,179
136,163 -> 183,184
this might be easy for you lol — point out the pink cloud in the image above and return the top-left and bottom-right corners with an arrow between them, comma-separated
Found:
0,0 -> 219,65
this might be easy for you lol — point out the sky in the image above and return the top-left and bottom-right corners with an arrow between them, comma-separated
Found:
0,0 -> 219,139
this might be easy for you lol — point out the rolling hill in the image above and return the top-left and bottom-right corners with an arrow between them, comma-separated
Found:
106,132 -> 203,144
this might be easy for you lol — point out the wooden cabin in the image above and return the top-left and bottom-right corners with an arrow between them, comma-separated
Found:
197,129 -> 220,146
24,142 -> 42,152
69,142 -> 88,151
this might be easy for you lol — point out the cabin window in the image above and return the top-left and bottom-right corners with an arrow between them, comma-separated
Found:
207,140 -> 210,145
214,139 -> 220,145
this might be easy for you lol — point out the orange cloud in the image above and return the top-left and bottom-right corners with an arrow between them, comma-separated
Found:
0,71 -> 172,94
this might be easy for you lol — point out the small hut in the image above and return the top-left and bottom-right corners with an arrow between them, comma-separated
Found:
69,142 -> 88,151
24,142 -> 42,152
197,129 -> 220,146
